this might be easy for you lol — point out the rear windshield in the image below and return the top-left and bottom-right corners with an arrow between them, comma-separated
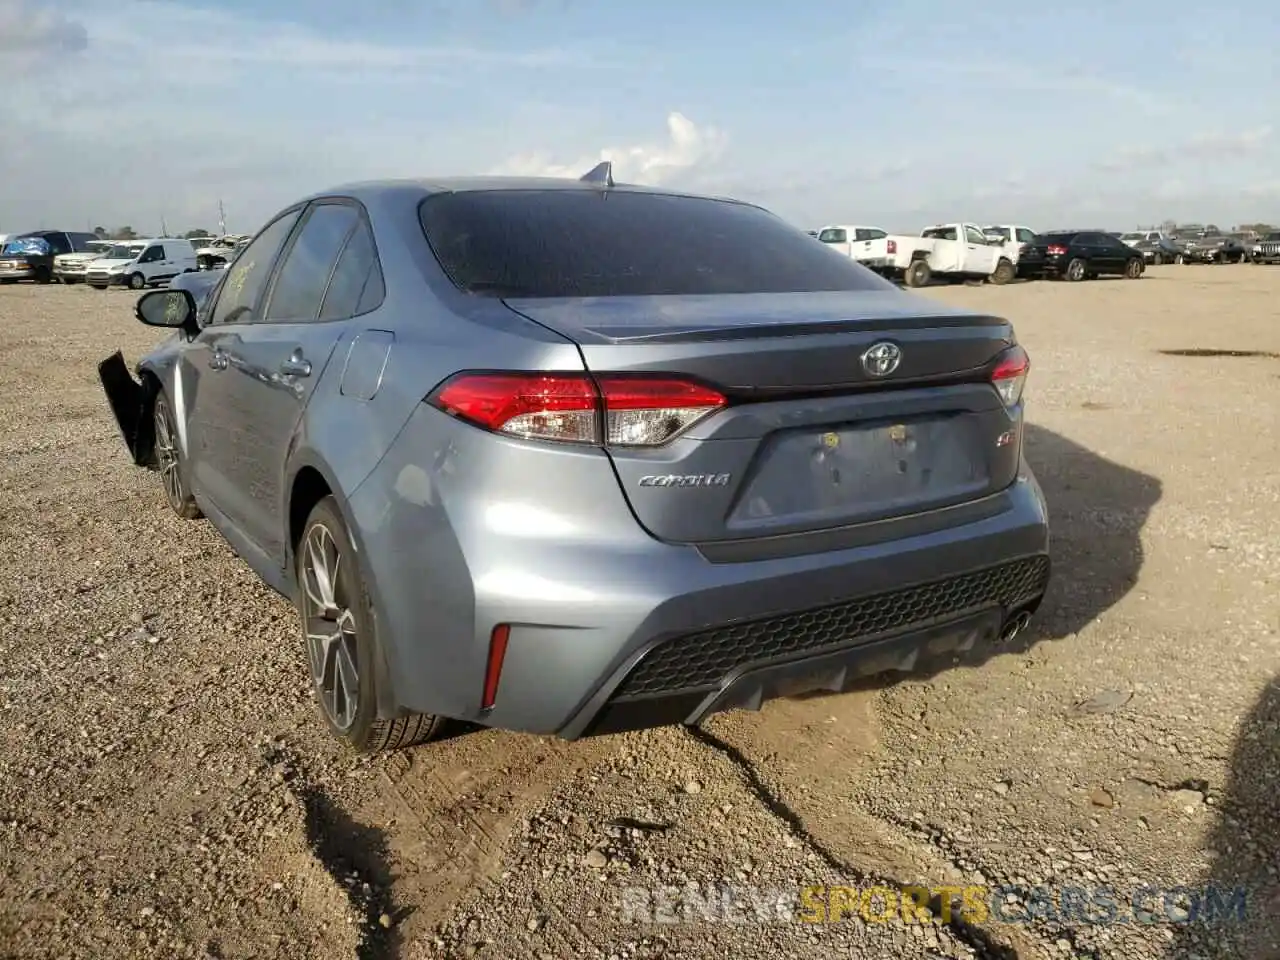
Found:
418,190 -> 890,298
984,227 -> 1012,240
816,228 -> 847,243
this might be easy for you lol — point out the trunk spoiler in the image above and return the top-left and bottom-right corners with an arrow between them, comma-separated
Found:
98,351 -> 152,466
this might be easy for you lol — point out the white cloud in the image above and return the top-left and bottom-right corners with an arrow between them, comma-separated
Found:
1098,126 -> 1275,172
489,112 -> 727,186
0,0 -> 88,55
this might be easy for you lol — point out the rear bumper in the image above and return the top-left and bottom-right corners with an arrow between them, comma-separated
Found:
349,406 -> 1052,739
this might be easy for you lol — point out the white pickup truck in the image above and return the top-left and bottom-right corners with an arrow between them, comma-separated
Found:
817,222 -> 1018,287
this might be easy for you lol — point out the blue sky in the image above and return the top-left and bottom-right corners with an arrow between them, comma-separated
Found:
2,0 -> 1276,234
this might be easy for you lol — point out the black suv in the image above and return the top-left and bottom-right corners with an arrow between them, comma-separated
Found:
0,230 -> 99,284
1022,230 -> 1146,281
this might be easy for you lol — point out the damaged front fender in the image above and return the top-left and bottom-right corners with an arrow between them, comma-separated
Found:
98,351 -> 156,467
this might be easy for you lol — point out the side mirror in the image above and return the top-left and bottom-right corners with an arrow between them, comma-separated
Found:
136,288 -> 197,332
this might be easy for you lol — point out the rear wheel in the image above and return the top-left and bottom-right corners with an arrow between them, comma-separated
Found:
1065,258 -> 1087,282
903,258 -> 931,288
990,258 -> 1016,285
1175,253 -> 1185,264
295,497 -> 445,752
1152,252 -> 1164,265
1124,257 -> 1144,279
34,266 -> 52,284
153,390 -> 201,519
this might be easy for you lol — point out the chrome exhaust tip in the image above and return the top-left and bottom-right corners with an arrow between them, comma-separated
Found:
999,612 -> 1032,643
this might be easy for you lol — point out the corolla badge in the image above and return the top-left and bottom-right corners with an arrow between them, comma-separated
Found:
861,341 -> 902,377
638,473 -> 731,488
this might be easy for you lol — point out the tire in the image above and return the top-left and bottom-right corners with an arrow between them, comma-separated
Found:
1175,253 -> 1185,265
1124,257 -> 1143,279
990,258 -> 1016,285
1152,252 -> 1164,266
35,266 -> 52,284
1065,258 -> 1087,282
152,389 -> 201,520
295,496 -> 445,752
128,272 -> 147,291
903,258 -> 931,288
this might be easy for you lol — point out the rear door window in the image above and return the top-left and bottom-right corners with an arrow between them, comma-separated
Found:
420,191 -> 890,298
817,228 -> 847,243
319,218 -> 384,320
1015,228 -> 1036,243
263,202 -> 358,322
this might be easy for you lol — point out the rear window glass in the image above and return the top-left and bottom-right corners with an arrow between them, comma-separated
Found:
418,190 -> 890,298
817,228 -> 847,243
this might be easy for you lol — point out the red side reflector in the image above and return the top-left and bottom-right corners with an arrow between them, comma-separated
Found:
481,624 -> 510,711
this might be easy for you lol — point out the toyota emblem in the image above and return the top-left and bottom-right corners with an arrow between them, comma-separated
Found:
860,341 -> 902,377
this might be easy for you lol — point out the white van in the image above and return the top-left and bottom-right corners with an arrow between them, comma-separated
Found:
85,238 -> 199,290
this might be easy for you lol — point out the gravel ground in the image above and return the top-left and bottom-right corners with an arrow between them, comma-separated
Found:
1,266 -> 1277,960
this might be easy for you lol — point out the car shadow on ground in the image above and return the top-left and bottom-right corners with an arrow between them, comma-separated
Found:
824,422 -> 1163,691
298,785 -> 406,959
1168,677 -> 1280,960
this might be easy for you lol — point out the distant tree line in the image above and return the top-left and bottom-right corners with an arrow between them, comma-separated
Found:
94,226 -> 215,241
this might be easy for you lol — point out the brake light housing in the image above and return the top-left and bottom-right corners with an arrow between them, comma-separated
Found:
886,239 -> 897,254
991,345 -> 1030,408
428,372 -> 728,447
1046,244 -> 1068,256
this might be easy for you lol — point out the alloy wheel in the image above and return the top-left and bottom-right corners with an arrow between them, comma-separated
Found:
153,398 -> 185,512
301,523 -> 360,731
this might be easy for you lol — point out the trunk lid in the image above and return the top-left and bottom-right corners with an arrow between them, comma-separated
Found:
504,291 -> 1023,545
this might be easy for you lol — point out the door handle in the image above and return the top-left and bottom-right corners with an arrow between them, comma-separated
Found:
209,349 -> 228,371
279,350 -> 312,378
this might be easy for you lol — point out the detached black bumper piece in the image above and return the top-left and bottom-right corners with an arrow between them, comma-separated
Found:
98,351 -> 150,465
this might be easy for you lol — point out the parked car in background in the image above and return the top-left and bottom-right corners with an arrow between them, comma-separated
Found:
54,239 -> 116,284
1252,232 -> 1280,264
194,235 -> 250,270
1182,233 -> 1250,263
98,168 -> 1050,751
0,230 -> 98,283
982,224 -> 1038,260
1022,230 -> 1145,281
816,224 -> 892,269
822,222 -> 1017,286
1119,230 -> 1185,265
86,238 -> 199,290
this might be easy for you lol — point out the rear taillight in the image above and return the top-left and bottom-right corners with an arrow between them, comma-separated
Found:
886,239 -> 897,254
1046,244 -> 1068,256
428,372 -> 727,447
991,345 -> 1030,408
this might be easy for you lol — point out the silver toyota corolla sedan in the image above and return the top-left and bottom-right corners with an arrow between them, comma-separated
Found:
99,164 -> 1051,752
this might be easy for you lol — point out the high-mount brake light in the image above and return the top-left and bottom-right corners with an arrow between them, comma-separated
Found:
428,373 -> 727,447
990,345 -> 1030,408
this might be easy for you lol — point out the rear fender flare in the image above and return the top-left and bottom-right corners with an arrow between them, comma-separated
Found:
283,453 -> 401,720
